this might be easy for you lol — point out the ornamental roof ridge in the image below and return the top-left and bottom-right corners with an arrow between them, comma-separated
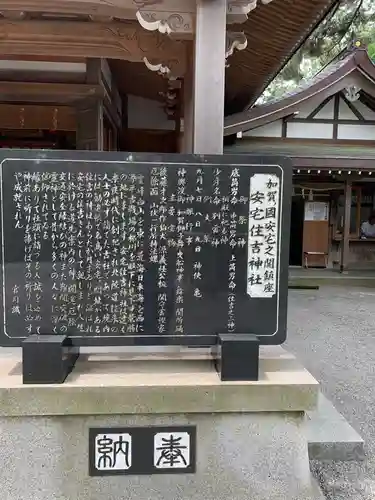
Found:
224,47 -> 374,136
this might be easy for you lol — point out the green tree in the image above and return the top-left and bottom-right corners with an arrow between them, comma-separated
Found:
259,0 -> 375,103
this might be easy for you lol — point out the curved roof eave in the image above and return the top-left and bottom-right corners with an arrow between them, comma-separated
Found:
224,49 -> 375,136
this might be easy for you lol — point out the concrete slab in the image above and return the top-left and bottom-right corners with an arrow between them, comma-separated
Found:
0,346 -> 319,416
311,475 -> 327,500
288,267 -> 375,288
1,344 -> 362,464
306,393 -> 365,461
0,345 -> 322,500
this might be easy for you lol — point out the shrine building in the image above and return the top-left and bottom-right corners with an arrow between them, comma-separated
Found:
0,0 -> 336,155
225,47 -> 375,272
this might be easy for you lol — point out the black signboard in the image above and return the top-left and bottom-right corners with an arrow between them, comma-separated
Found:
88,426 -> 196,476
0,150 -> 292,348
0,150 -> 292,382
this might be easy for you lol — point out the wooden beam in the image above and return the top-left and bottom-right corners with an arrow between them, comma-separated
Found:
76,58 -> 104,150
0,81 -> 103,103
193,0 -> 226,154
292,158 -> 375,169
290,118 -> 375,125
0,19 -> 188,76
359,93 -> 375,113
1,10 -> 26,19
0,1 -> 195,36
281,117 -> 287,138
340,92 -> 365,121
85,58 -> 101,86
332,93 -> 339,140
0,0 -> 196,18
306,95 -> 334,120
122,94 -> 128,130
0,104 -> 76,130
76,97 -> 104,150
340,180 -> 351,273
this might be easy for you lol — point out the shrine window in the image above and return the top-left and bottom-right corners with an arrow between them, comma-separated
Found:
335,185 -> 375,238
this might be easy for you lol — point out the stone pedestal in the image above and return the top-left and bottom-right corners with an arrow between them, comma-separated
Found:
0,347 -> 320,500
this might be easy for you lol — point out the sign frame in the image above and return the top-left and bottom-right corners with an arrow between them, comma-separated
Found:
0,151 -> 292,351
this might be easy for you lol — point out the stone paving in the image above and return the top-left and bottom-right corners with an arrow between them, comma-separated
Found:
286,286 -> 375,500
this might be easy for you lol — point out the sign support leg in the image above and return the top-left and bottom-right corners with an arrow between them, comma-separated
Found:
22,334 -> 79,384
215,334 -> 260,381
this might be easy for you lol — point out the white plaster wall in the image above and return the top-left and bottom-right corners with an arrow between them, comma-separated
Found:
338,98 -> 359,120
337,124 -> 375,141
243,120 -> 282,137
314,98 -> 334,119
127,95 -> 174,130
297,98 -> 334,119
287,121 -> 333,139
354,101 -> 375,120
295,101 -> 314,118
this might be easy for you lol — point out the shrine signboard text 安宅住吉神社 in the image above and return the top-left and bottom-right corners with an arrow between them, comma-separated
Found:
0,151 -> 292,348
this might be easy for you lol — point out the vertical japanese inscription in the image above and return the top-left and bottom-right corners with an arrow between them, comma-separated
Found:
8,170 -> 146,336
174,167 -> 186,332
247,174 -> 280,298
2,160 -> 285,341
192,168 -> 204,301
151,166 -> 169,334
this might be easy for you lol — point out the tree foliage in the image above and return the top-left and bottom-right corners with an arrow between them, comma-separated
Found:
258,0 -> 375,103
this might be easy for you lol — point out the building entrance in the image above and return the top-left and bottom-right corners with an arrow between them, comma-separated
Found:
289,197 -> 304,266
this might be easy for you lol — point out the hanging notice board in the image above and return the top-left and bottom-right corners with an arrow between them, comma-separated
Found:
0,151 -> 292,348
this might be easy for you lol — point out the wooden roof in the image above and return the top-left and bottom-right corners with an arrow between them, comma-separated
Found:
0,0 -> 339,112
225,140 -> 375,170
224,48 -> 375,134
225,0 -> 340,114
112,0 -> 341,109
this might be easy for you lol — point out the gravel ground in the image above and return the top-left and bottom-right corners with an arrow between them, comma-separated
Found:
286,286 -> 375,500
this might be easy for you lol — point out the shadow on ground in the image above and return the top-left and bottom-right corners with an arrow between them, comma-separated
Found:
286,286 -> 375,500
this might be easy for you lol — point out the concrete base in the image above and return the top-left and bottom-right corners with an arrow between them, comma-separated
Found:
2,412 -> 322,500
306,393 -> 365,461
0,347 -> 321,500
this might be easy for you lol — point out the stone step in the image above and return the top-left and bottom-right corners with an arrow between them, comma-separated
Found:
306,392 -> 365,461
289,276 -> 375,289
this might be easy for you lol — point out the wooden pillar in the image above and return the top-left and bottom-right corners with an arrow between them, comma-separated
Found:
76,59 -> 104,151
193,0 -> 226,154
181,48 -> 194,153
340,180 -> 352,273
76,100 -> 104,151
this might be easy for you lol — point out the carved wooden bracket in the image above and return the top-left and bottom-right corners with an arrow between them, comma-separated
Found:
144,57 -> 172,77
226,31 -> 247,66
159,89 -> 178,102
0,0 -> 195,25
0,0 -> 131,18
159,78 -> 181,118
159,90 -> 178,117
0,0 -> 273,33
143,53 -> 185,78
0,19 -> 188,75
344,85 -> 361,102
136,10 -> 193,37
227,0 -> 274,23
